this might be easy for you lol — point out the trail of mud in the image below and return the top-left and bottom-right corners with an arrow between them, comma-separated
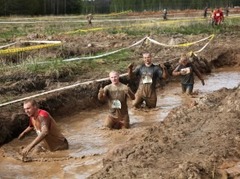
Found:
0,68 -> 239,178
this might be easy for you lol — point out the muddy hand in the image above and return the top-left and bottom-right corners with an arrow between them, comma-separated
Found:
127,62 -> 134,70
125,84 -> 129,94
21,145 -> 31,156
99,86 -> 104,95
159,63 -> 165,69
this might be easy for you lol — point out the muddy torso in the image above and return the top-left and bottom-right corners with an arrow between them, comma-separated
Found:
30,110 -> 66,151
104,83 -> 129,119
134,64 -> 162,98
175,63 -> 197,85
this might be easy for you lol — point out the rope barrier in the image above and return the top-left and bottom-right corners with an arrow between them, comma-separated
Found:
63,37 -> 147,62
0,73 -> 127,107
0,34 -> 214,107
146,34 -> 214,48
0,42 -> 17,49
63,34 -> 214,62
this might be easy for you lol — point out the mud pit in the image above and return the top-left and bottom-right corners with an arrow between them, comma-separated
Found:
0,67 -> 239,178
0,17 -> 240,178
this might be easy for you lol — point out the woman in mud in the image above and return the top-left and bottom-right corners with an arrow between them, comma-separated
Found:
98,71 -> 135,129
128,52 -> 166,108
18,99 -> 68,156
172,54 -> 205,95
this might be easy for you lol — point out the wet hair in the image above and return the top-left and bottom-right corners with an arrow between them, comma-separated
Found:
23,99 -> 39,107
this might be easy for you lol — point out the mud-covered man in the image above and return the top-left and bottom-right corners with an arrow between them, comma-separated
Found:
98,71 -> 135,129
172,54 -> 205,95
18,99 -> 68,156
128,53 -> 166,108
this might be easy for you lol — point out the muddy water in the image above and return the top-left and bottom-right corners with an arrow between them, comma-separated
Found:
0,68 -> 239,179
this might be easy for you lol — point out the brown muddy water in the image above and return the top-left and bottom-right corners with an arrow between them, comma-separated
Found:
0,68 -> 239,179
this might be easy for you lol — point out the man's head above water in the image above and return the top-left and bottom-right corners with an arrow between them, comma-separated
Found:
143,52 -> 152,67
109,71 -> 120,85
179,54 -> 189,66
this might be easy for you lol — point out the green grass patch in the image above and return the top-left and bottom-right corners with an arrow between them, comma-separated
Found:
0,49 -> 134,79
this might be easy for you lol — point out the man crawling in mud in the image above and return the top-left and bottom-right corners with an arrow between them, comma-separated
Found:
98,71 -> 135,129
18,99 -> 68,156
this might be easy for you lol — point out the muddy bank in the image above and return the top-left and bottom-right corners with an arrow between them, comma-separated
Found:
89,84 -> 240,179
0,68 -> 239,179
0,42 -> 239,146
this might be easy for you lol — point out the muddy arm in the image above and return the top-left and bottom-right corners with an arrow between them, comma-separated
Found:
126,87 -> 135,100
98,87 -> 107,101
22,116 -> 49,155
193,65 -> 205,85
127,63 -> 134,79
22,126 -> 48,156
18,126 -> 33,140
172,65 -> 181,76
159,64 -> 168,79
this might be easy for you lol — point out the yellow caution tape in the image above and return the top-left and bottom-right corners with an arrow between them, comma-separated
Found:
65,27 -> 105,34
147,34 -> 214,48
63,34 -> 214,62
0,43 -> 62,55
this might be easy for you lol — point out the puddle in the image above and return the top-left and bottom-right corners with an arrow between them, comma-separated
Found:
0,68 -> 239,179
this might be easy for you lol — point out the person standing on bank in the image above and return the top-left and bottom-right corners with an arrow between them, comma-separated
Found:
98,71 -> 135,129
203,6 -> 208,18
172,54 -> 205,95
128,53 -> 166,108
86,14 -> 93,26
18,99 -> 68,156
163,9 -> 168,20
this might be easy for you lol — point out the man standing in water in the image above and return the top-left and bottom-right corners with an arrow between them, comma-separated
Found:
98,71 -> 135,129
172,54 -> 205,95
128,53 -> 166,108
18,99 -> 68,156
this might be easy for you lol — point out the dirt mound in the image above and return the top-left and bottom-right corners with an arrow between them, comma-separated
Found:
90,85 -> 240,178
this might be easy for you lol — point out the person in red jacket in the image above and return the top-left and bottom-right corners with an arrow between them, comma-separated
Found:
212,7 -> 224,25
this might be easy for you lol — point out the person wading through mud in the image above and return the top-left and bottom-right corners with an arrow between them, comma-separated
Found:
98,71 -> 135,129
128,52 -> 166,109
18,99 -> 68,156
172,54 -> 205,95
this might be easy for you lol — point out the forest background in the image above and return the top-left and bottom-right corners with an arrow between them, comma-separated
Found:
0,0 -> 238,16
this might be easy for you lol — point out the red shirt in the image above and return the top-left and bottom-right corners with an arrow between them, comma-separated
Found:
29,109 -> 51,130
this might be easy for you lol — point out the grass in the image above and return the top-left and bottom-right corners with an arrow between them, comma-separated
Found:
0,15 -> 239,79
